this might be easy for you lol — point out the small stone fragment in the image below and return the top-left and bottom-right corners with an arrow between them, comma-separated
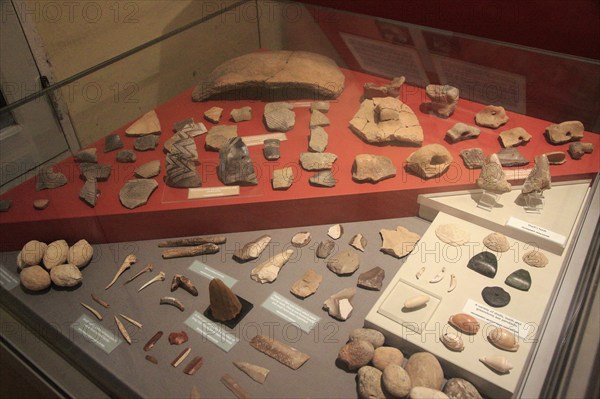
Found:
426,84 -> 459,117
43,239 -> 69,269
435,224 -> 470,246
36,166 -> 68,191
545,151 -> 567,165
443,378 -> 483,399
522,154 -> 551,194
134,135 -> 160,151
251,249 -> 294,283
264,102 -> 295,132
459,148 -> 485,169
116,150 -> 136,163
357,267 -> 385,290
350,233 -> 367,251
363,76 -> 405,99
168,331 -> 189,345
165,153 -> 201,188
104,134 -> 123,153
467,251 -> 498,278
0,199 -> 12,212
218,137 -> 258,186
545,120 -> 584,144
249,334 -> 310,370
233,235 -> 271,262
499,127 -> 532,148
80,163 -> 111,181
173,117 -> 193,132
134,160 -> 161,178
21,240 -> 47,266
405,352 -> 444,390
309,109 -> 330,128
382,364 -> 411,398
230,106 -> 252,122
233,361 -> 269,384
496,148 -> 529,167
523,250 -> 548,267
475,105 -> 509,128
323,287 -> 356,320
482,286 -> 511,307
483,232 -> 510,252
309,126 -> 328,152
310,101 -> 330,112
33,199 -> 49,210
352,154 -> 396,183
349,328 -> 385,348
50,263 -> 82,287
74,148 -> 97,163
164,131 -> 193,155
205,125 -> 238,151
290,268 -> 322,298
357,366 -> 385,399
204,106 -> 223,123
125,110 -> 161,136
20,265 -> 51,291
405,144 -> 453,179
410,387 -> 449,399
309,171 -> 336,187
79,178 -> 99,207
68,239 -> 93,268
477,153 -> 511,193
337,340 -> 374,370
505,269 -> 531,291
291,232 -> 311,247
272,167 -> 294,190
568,142 -> 594,160
327,250 -> 359,275
179,122 -> 207,137
328,224 -> 344,239
119,179 -> 158,209
209,278 -> 242,321
372,346 -> 404,371
300,152 -> 337,170
446,123 -> 481,143
380,226 -> 420,258
263,139 -> 280,160
316,240 -> 335,258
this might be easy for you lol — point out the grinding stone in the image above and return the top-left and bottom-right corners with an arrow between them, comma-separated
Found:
505,269 -> 531,291
482,286 -> 511,307
467,252 -> 498,278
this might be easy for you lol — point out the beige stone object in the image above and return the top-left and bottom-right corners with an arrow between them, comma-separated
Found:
568,142 -> 594,160
233,235 -> 271,262
475,105 -> 509,128
352,154 -> 396,183
264,103 -> 295,132
363,76 -> 405,99
357,366 -> 386,399
204,107 -> 223,123
192,51 -> 345,101
380,226 -> 420,258
232,361 -> 269,384
290,268 -> 322,298
372,346 -> 404,370
410,387 -> 450,399
299,152 -> 337,170
545,151 -> 567,165
43,239 -> 69,269
349,97 -> 423,146
480,356 -> 513,374
33,199 -> 49,210
327,250 -> 360,275
327,223 -> 343,239
323,287 -> 356,321
125,110 -> 161,136
476,154 -> 511,193
67,239 -> 93,268
250,249 -> 294,283
446,123 -> 481,143
272,167 -> 294,190
349,328 -> 385,348
249,335 -> 310,370
545,120 -> 584,144
349,233 -> 367,251
50,264 -> 82,287
382,365 -> 411,398
205,125 -> 238,151
338,340 -> 374,371
425,84 -> 459,117
435,224 -> 470,246
405,352 -> 444,390
443,378 -> 483,399
20,265 -> 51,291
21,240 -> 47,266
499,127 -> 532,148
405,144 -> 453,179
483,232 -> 510,252
230,106 -> 252,122
309,126 -> 328,152
309,109 -> 330,128
523,250 -> 548,267
209,278 -> 242,321
291,232 -> 311,248
522,154 -> 551,194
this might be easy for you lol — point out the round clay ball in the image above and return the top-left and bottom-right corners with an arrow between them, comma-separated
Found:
50,264 -> 82,287
20,240 -> 47,266
67,239 -> 93,268
20,265 -> 51,291
43,239 -> 69,269
372,346 -> 404,370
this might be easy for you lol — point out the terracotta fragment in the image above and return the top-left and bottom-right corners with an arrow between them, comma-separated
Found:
74,148 -> 97,163
499,127 -> 532,148
263,138 -> 280,160
119,179 -> 158,209
233,235 -> 271,262
522,154 -> 551,194
309,171 -> 336,187
169,331 -> 189,345
290,268 -> 322,298
116,150 -> 136,163
327,250 -> 360,275
218,137 -> 258,186
310,101 -> 330,112
357,267 -> 385,290
496,147 -> 529,167
33,199 -> 49,210
80,163 -> 111,181
352,154 -> 396,183
125,110 -> 161,136
291,232 -> 311,247
205,125 -> 238,151
165,153 -> 201,188
545,151 -> 567,165
230,106 -> 252,122
272,167 -> 294,190
545,120 -> 584,144
405,144 -> 453,179
209,279 -> 242,321
309,109 -> 330,128
309,126 -> 328,152
380,226 -> 420,258
459,148 -> 485,169
173,117 -> 193,132
568,142 -> 594,160
168,134 -> 199,161
475,105 -> 509,128
446,123 -> 480,143
134,160 -> 161,179
79,178 -> 99,207
362,76 -> 405,99
323,287 -> 356,320
134,135 -> 160,151
204,106 -> 223,123
477,154 -> 511,193
425,84 -> 459,117
192,51 -> 345,101
36,166 -> 67,191
264,102 -> 295,132
251,249 -> 294,283
20,265 -> 51,291
249,335 -> 310,370
103,134 -> 123,153
299,152 -> 337,170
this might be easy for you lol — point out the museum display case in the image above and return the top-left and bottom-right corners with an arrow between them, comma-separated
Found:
1,1 -> 599,398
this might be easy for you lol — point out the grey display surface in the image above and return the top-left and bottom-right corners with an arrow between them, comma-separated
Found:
0,216 -> 429,398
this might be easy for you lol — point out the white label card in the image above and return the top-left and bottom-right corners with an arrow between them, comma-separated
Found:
462,299 -> 531,339
506,216 -> 566,247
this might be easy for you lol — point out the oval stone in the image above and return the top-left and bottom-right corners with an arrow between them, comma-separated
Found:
338,340 -> 374,371
410,387 -> 449,399
357,366 -> 385,399
443,378 -> 483,399
20,265 -> 51,291
349,328 -> 385,348
21,240 -> 47,266
382,364 -> 411,398
43,239 -> 69,269
372,346 -> 404,370
50,264 -> 82,287
482,286 -> 511,307
405,352 -> 444,390
67,239 -> 94,268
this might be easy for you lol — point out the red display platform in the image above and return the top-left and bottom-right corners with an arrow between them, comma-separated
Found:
1,69 -> 598,250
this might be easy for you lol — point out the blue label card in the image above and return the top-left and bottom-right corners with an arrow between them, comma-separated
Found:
185,311 -> 239,352
0,266 -> 19,290
189,261 -> 237,288
261,292 -> 320,333
72,314 -> 122,354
